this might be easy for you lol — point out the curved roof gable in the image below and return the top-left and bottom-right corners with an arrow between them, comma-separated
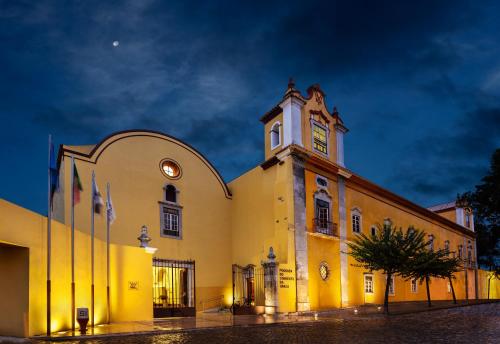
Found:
61,129 -> 232,199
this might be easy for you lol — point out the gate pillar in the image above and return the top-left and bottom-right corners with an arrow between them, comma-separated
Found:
262,247 -> 279,314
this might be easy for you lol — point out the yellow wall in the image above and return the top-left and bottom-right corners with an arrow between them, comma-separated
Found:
0,244 -> 29,337
300,159 -> 480,309
0,199 -> 152,336
342,181 -> 476,306
435,209 -> 456,223
59,132 -> 233,308
307,235 -> 341,309
229,156 -> 297,268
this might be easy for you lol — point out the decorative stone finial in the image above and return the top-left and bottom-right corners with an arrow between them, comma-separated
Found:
333,106 -> 338,115
137,225 -> 152,248
267,247 -> 276,261
288,77 -> 295,90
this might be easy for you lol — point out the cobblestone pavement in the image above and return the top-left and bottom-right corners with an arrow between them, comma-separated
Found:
35,303 -> 499,344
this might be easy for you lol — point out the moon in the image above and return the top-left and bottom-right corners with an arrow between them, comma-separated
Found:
112,41 -> 119,47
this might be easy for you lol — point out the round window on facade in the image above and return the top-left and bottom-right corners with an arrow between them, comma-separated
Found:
319,261 -> 330,281
160,159 -> 182,179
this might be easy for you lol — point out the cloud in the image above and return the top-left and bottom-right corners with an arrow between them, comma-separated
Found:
388,105 -> 500,205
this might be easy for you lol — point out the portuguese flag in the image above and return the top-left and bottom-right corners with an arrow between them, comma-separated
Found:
73,164 -> 83,205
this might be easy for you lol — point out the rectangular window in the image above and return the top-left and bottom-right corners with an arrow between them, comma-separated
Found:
465,213 -> 471,228
312,124 -> 328,154
411,279 -> 417,293
388,276 -> 395,295
364,274 -> 373,293
162,206 -> 180,237
352,214 -> 361,233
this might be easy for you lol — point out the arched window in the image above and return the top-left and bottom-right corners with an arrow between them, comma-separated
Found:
351,208 -> 362,234
270,122 -> 281,149
161,184 -> 182,239
465,209 -> 471,228
165,184 -> 177,203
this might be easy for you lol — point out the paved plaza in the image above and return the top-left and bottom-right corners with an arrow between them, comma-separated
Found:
27,302 -> 499,344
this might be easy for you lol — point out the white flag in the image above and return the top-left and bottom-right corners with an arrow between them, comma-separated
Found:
92,176 -> 105,214
107,187 -> 116,225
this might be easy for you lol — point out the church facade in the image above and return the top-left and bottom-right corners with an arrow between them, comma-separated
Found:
0,82 -> 497,337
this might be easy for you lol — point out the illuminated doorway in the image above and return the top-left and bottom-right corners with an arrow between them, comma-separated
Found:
152,258 -> 195,317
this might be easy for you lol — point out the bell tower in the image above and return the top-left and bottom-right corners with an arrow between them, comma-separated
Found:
260,80 -> 348,167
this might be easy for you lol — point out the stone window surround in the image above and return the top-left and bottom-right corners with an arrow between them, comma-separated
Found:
159,183 -> 183,240
314,189 -> 333,221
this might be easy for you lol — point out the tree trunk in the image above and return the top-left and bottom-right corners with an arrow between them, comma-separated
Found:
383,272 -> 392,315
425,276 -> 431,307
448,276 -> 457,304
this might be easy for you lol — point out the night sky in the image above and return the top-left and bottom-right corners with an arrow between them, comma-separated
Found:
1,0 -> 500,215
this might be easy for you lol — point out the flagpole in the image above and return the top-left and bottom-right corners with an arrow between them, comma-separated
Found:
91,171 -> 95,328
106,182 -> 111,324
46,135 -> 52,336
71,156 -> 76,332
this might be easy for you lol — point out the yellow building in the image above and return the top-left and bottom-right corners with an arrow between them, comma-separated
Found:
0,81 -> 498,337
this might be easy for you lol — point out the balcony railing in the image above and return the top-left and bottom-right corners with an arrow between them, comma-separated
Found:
313,218 -> 338,236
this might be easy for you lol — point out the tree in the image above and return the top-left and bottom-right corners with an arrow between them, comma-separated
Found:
402,248 -> 461,307
348,222 -> 427,314
460,148 -> 500,271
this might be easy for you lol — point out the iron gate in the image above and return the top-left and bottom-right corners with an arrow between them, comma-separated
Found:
232,264 -> 265,314
153,258 -> 196,317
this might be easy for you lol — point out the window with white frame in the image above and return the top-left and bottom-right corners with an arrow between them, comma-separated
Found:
444,240 -> 450,256
162,207 -> 180,237
270,122 -> 281,149
364,274 -> 374,293
160,184 -> 182,239
388,275 -> 395,295
370,226 -> 377,237
411,279 -> 417,293
312,123 -> 328,155
458,244 -> 463,258
428,234 -> 434,251
315,199 -> 331,234
351,208 -> 362,234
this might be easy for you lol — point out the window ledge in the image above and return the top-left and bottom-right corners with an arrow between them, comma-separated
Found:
160,232 -> 182,240
158,200 -> 183,208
